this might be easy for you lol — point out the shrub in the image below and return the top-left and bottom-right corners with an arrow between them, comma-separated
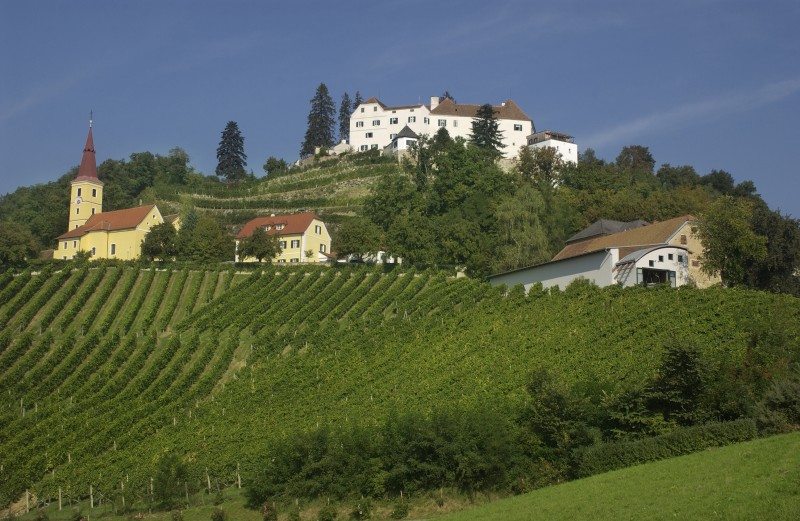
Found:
755,372 -> 800,434
210,507 -> 226,521
349,498 -> 372,519
318,503 -> 338,521
576,418 -> 757,477
261,501 -> 278,521
171,511 -> 184,521
287,505 -> 301,521
389,500 -> 409,519
32,512 -> 49,521
213,490 -> 224,505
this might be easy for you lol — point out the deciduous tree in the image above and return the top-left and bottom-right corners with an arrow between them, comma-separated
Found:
238,227 -> 281,263
141,222 -> 177,261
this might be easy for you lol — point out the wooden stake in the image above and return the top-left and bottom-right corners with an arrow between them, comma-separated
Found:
206,468 -> 211,492
237,463 -> 241,489
90,485 -> 94,509
185,482 -> 189,504
59,487 -> 62,510
68,452 -> 71,464
25,490 -> 29,513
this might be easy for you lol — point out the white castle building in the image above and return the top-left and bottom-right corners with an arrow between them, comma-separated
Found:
348,95 -> 577,163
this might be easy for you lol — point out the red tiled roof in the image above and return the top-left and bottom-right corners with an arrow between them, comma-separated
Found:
74,127 -> 103,184
430,98 -> 532,121
236,212 -> 319,239
57,205 -> 156,239
552,215 -> 695,261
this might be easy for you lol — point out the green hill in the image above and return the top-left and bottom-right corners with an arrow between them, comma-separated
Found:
437,431 -> 800,521
1,265 -> 799,510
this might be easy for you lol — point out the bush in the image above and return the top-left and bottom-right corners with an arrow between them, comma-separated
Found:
755,372 -> 800,434
32,512 -> 49,521
261,501 -> 278,521
210,507 -> 227,521
213,490 -> 224,505
287,505 -> 301,521
576,418 -> 757,477
389,500 -> 409,519
350,498 -> 372,519
171,511 -> 184,521
318,503 -> 338,521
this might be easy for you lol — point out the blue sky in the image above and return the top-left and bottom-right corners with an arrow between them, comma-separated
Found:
1,1 -> 799,215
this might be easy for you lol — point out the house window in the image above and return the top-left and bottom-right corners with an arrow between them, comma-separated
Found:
90,247 -> 96,256
668,253 -> 674,261
278,259 -> 286,263
658,255 -> 664,262
514,124 -> 523,131
648,260 -> 654,267
77,188 -> 82,196
291,239 -> 300,248
320,244 -> 326,253
438,119 -> 446,127
678,255 -> 684,262
111,244 -> 116,255
365,132 -> 373,138
280,240 -> 287,249
360,107 -> 364,113
63,242 -> 67,249
356,121 -> 364,127
408,116 -> 416,123
92,188 -> 96,197
407,139 -> 417,147
424,117 -> 430,124
680,234 -> 687,245
73,240 -> 77,247
290,258 -> 299,263
360,145 -> 368,151
372,120 -> 380,126
389,117 -> 398,124
370,144 -> 378,150
315,225 -> 322,234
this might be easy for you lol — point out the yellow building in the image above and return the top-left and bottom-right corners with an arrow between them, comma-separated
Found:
56,124 -> 165,260
235,212 -> 331,263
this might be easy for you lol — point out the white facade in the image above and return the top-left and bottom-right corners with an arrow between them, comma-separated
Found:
489,246 -> 689,292
350,96 -> 534,158
528,130 -> 578,164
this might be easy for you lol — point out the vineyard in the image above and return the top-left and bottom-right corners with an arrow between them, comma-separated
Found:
153,155 -> 401,223
1,266 -> 799,514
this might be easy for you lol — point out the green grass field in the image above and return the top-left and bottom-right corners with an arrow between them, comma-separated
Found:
1,265 -> 799,514
436,431 -> 800,521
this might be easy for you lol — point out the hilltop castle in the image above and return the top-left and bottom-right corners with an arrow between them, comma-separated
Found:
56,122 -> 168,260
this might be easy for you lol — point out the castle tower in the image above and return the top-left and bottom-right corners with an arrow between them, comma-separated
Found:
68,120 -> 104,230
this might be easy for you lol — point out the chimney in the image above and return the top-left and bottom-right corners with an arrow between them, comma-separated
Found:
430,96 -> 439,110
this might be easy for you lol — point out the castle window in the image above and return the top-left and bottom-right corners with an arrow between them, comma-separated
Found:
360,145 -> 368,151
370,144 -> 378,149
77,188 -> 82,196
91,208 -> 95,215
678,255 -> 684,263
658,255 -> 664,262
438,119 -> 446,127
680,234 -> 687,245
76,208 -> 80,214
668,253 -> 674,261
360,107 -> 364,113
92,189 -> 96,197
408,116 -> 416,123
453,120 -> 458,127
424,117 -> 430,124
389,117 -> 398,124
365,132 -> 373,138
373,106 -> 377,112
356,121 -> 364,127
111,244 -> 116,255
372,120 -> 380,126
514,124 -> 523,131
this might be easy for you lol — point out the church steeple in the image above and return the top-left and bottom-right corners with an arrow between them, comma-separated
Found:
68,118 -> 104,230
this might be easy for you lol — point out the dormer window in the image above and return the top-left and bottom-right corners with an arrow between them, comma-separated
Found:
265,225 -> 272,231
276,224 -> 285,230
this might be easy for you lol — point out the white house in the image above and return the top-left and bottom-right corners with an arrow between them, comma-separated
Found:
349,96 -> 535,158
528,130 -> 578,164
488,215 -> 719,291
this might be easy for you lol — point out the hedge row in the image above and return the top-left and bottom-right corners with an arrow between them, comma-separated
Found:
575,418 -> 757,477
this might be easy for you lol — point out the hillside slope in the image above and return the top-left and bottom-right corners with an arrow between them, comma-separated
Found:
0,267 -> 799,507
437,431 -> 800,520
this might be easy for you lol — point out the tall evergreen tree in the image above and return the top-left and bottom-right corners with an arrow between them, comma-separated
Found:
339,92 -> 352,143
469,104 -> 505,158
440,91 -> 456,103
215,121 -> 247,182
300,83 -> 336,156
353,91 -> 364,111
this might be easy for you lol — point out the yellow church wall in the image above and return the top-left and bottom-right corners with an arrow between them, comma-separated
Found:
58,206 -> 164,261
69,180 -> 103,230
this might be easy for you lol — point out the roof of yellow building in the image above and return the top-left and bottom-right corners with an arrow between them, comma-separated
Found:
237,211 -> 320,239
58,205 -> 156,240
552,215 -> 696,262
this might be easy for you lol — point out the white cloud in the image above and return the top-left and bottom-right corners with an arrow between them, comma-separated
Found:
583,77 -> 800,148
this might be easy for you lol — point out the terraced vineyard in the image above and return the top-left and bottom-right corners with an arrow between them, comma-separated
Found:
154,156 -> 401,222
1,266 -> 799,512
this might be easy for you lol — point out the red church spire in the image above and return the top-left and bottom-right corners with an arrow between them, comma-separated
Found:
75,114 -> 101,182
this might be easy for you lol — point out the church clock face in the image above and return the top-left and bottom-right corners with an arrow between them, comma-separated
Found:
75,196 -> 82,205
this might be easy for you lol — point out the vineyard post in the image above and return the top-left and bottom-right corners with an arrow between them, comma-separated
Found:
184,482 -> 189,505
59,487 -> 62,510
206,468 -> 211,492
121,480 -> 125,509
90,485 -> 94,509
25,490 -> 29,513
237,463 -> 241,489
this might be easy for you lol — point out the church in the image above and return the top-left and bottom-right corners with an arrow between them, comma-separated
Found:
56,123 -> 166,260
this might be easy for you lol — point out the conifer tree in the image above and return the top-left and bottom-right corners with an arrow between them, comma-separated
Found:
353,91 -> 364,111
339,92 -> 352,143
469,104 -> 505,158
215,121 -> 247,181
300,83 -> 336,156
